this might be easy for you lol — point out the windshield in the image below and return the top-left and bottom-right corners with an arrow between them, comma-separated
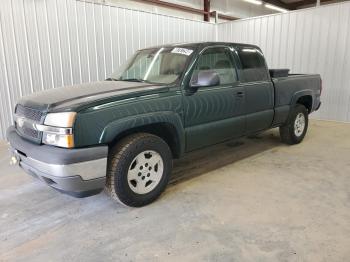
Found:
110,47 -> 194,84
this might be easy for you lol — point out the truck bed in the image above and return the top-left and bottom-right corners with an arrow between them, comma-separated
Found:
272,74 -> 321,110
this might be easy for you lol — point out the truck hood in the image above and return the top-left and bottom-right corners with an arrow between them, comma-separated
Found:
17,81 -> 167,112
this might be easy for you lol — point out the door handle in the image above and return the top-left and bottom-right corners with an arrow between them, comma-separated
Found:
236,91 -> 244,97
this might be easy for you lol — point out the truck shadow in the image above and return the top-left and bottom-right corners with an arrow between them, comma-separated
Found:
169,129 -> 282,186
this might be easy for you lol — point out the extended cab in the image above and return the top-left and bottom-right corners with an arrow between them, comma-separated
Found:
7,42 -> 321,207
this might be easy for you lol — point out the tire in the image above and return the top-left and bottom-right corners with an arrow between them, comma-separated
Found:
279,104 -> 308,145
105,133 -> 172,207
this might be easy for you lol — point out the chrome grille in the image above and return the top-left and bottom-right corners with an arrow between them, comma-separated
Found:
14,104 -> 44,142
15,104 -> 43,122
21,125 -> 39,138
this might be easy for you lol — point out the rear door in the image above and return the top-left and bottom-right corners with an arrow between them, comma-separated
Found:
236,47 -> 274,134
183,46 -> 245,151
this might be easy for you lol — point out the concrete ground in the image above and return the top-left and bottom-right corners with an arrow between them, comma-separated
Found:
1,120 -> 350,262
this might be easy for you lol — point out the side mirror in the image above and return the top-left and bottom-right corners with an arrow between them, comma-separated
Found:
190,70 -> 220,88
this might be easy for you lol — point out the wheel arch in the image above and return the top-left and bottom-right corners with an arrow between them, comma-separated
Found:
291,90 -> 314,113
99,112 -> 185,158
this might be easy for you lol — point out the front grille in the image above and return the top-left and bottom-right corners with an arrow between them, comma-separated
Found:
15,104 -> 44,142
22,126 -> 39,138
15,104 -> 43,122
15,122 -> 40,140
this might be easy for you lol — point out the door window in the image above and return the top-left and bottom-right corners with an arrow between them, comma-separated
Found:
193,47 -> 237,85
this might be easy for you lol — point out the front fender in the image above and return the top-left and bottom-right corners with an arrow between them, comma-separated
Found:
99,111 -> 185,153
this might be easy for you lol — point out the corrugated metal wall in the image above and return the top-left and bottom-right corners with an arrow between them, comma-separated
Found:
218,2 -> 350,122
0,0 -> 215,139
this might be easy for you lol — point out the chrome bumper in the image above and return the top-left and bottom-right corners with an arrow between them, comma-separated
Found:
7,126 -> 108,197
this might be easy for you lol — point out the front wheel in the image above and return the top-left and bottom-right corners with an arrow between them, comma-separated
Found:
279,104 -> 309,145
105,133 -> 172,207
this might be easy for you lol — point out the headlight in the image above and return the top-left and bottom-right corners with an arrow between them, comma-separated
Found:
44,112 -> 76,127
41,112 -> 76,148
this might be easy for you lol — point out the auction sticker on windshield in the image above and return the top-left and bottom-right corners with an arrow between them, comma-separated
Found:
171,48 -> 193,56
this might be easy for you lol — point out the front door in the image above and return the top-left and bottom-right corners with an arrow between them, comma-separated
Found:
183,46 -> 245,151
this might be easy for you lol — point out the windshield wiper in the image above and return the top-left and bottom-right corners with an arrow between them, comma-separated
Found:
120,78 -> 146,82
105,77 -> 118,81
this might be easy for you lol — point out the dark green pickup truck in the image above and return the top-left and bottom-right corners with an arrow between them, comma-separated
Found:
7,42 -> 321,207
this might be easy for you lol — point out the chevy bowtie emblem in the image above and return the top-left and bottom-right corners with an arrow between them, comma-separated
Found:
17,117 -> 25,128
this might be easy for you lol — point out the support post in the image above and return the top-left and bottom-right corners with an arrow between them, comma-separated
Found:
204,0 -> 210,22
215,11 -> 218,23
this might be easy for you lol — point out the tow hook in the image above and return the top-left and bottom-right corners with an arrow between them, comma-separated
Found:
9,148 -> 20,166
10,156 -> 18,165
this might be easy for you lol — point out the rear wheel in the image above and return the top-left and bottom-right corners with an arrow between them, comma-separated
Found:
105,133 -> 172,207
280,104 -> 308,145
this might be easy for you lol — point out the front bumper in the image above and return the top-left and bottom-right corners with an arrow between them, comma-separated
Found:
7,126 -> 108,197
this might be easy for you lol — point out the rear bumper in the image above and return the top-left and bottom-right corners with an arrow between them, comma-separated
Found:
7,126 -> 108,197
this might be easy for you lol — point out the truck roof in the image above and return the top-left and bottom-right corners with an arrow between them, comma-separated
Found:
140,42 -> 261,51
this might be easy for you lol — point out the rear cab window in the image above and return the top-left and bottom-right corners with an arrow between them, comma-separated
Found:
236,47 -> 269,82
